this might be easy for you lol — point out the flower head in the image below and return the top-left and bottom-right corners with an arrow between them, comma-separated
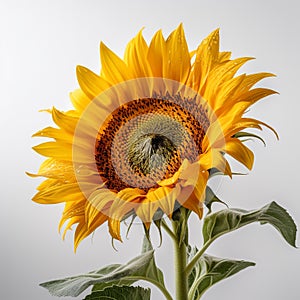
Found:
29,24 -> 277,249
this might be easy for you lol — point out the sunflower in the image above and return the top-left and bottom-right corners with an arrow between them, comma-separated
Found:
29,24 -> 277,249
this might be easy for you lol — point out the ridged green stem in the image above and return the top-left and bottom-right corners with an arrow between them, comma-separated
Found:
172,222 -> 188,300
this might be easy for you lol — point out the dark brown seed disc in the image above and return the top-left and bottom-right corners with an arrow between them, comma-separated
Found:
95,95 -> 209,192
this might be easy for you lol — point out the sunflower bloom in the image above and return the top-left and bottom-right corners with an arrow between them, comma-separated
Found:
29,24 -> 277,249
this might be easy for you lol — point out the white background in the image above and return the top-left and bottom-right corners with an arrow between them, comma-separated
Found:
1,0 -> 300,299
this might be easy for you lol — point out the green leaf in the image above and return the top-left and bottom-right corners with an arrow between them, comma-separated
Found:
187,246 -> 201,291
203,201 -> 297,247
189,254 -> 255,300
84,285 -> 151,300
93,236 -> 165,293
40,250 -> 154,297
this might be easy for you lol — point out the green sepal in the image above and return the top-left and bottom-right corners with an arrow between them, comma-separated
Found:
233,131 -> 266,146
125,214 -> 136,239
209,167 -> 246,178
142,223 -> 151,241
154,218 -> 163,247
203,201 -> 297,247
84,285 -> 151,300
172,207 -> 189,246
188,252 -> 255,300
204,186 -> 228,213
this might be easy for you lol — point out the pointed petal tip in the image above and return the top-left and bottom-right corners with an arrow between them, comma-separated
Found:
143,222 -> 151,230
213,27 -> 220,34
76,65 -> 90,77
38,108 -> 52,113
73,244 -> 78,253
178,22 -> 184,29
99,41 -> 108,56
100,41 -> 108,51
25,171 -> 36,178
137,26 -> 145,34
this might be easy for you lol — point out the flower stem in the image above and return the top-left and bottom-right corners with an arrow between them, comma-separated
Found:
172,221 -> 188,300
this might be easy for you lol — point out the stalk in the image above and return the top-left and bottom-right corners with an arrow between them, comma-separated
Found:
172,221 -> 188,300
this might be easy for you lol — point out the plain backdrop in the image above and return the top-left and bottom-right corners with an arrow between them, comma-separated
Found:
1,0 -> 300,299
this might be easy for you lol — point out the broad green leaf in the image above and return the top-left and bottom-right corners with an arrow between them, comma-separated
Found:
93,236 -> 165,293
188,254 -> 255,300
84,285 -> 151,300
40,250 -> 154,297
140,236 -> 165,285
203,201 -> 297,247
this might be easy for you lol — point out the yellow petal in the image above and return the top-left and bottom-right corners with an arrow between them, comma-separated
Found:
218,51 -> 231,62
213,74 -> 246,111
164,23 -> 191,83
237,88 -> 278,104
179,161 -> 202,185
86,200 -> 111,229
124,29 -> 152,77
177,186 -> 203,219
62,216 -> 82,240
51,107 -> 78,133
190,49 -> 197,58
147,29 -> 166,77
189,28 -> 220,91
117,188 -> 146,202
69,89 -> 91,112
225,138 -> 254,170
106,188 -> 144,240
202,119 -> 226,150
76,65 -> 110,99
226,117 -> 278,140
135,199 -> 159,227
193,170 -> 208,201
158,169 -> 181,186
60,200 -> 86,230
74,214 -> 107,251
32,126 -> 72,143
180,164 -> 208,202
33,182 -> 82,204
220,88 -> 278,121
100,42 -> 133,84
86,188 -> 115,225
36,178 -> 60,191
158,159 -> 191,186
108,218 -> 122,241
147,185 -> 179,217
32,141 -> 72,160
241,72 -> 276,91
27,158 -> 76,183
202,57 -> 253,107
109,188 -> 145,218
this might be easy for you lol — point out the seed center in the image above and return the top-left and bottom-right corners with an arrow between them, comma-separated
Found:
95,96 -> 210,192
128,133 -> 176,176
